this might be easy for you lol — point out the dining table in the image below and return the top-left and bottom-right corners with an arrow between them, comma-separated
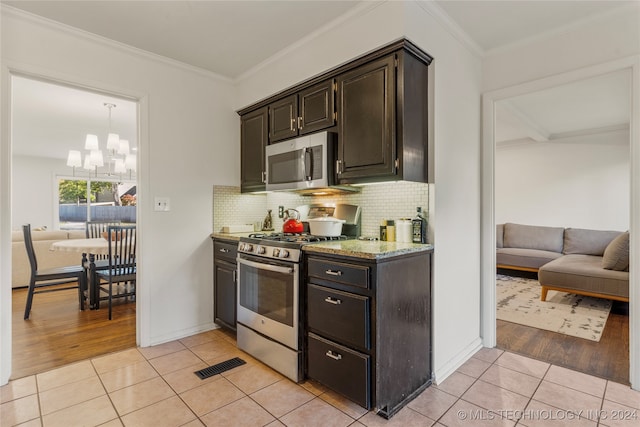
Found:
50,238 -> 110,309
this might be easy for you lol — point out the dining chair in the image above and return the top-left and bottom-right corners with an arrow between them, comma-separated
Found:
84,220 -> 122,282
96,225 -> 136,319
22,224 -> 86,320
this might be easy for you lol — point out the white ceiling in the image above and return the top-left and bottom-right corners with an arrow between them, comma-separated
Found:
5,0 -> 633,160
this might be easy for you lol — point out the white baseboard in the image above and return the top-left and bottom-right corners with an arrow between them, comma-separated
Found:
434,337 -> 483,385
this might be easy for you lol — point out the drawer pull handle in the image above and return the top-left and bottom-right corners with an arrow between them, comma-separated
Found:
324,296 -> 342,305
325,269 -> 342,276
219,248 -> 229,253
325,350 -> 342,361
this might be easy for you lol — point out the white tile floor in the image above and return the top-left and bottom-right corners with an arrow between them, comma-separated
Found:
2,329 -> 639,426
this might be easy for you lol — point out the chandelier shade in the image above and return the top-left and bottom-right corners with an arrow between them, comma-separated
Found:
66,102 -> 135,179
66,150 -> 82,168
84,134 -> 99,150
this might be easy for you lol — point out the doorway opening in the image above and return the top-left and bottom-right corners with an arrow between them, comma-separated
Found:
10,75 -> 139,379
481,58 -> 640,390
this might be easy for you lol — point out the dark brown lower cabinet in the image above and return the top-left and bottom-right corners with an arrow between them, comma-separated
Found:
305,249 -> 433,419
213,238 -> 238,331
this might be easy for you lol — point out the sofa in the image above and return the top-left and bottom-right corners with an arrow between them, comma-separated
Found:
12,229 -> 86,288
497,223 -> 630,302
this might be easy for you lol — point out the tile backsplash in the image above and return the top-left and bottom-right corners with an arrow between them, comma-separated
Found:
213,182 -> 430,240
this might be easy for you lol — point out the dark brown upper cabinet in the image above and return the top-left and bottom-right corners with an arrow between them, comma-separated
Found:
336,50 -> 430,184
237,39 -> 433,192
269,79 -> 336,143
240,106 -> 268,193
336,55 -> 396,182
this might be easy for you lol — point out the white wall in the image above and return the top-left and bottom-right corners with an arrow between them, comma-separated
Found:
1,6 -> 238,383
12,155 -> 63,230
235,0 -> 484,382
496,130 -> 630,230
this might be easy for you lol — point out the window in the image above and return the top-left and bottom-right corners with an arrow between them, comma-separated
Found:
58,178 -> 136,230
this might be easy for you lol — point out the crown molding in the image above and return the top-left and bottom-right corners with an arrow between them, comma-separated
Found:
413,0 -> 485,58
0,4 -> 233,84
233,1 -> 387,84
484,1 -> 639,57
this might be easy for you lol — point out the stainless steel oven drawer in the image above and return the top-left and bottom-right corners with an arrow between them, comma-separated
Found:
308,284 -> 370,350
307,332 -> 370,409
307,258 -> 369,289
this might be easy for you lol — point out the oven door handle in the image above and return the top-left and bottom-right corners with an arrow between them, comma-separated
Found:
238,257 -> 294,274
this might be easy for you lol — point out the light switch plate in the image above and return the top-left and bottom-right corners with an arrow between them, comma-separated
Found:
154,197 -> 170,212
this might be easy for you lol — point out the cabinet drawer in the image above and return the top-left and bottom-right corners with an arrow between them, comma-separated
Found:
308,333 -> 370,409
308,258 -> 369,289
214,240 -> 238,262
308,284 -> 369,350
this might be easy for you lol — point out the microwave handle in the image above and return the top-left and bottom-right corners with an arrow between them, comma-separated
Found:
304,148 -> 312,181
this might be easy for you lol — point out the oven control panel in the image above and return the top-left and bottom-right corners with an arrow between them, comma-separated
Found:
238,242 -> 301,262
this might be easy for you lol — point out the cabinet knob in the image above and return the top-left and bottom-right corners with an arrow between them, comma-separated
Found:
325,350 -> 342,361
324,296 -> 342,305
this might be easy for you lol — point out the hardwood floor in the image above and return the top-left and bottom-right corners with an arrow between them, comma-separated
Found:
497,297 -> 630,385
11,286 -> 136,380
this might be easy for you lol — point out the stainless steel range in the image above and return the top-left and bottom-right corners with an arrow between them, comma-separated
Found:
236,204 -> 360,382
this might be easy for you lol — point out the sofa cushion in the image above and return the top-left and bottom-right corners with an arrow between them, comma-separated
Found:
563,228 -> 622,256
497,248 -> 563,270
496,224 -> 504,248
503,223 -> 564,253
539,254 -> 629,299
602,232 -> 630,271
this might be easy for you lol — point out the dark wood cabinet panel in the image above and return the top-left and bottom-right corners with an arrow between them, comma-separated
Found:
337,55 -> 396,182
214,259 -> 236,330
269,95 -> 298,143
308,333 -> 370,408
308,284 -> 370,350
299,79 -> 335,135
305,250 -> 433,418
240,107 -> 268,193
269,79 -> 336,143
213,240 -> 238,331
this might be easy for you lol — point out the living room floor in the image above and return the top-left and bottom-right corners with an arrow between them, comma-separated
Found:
2,329 -> 639,427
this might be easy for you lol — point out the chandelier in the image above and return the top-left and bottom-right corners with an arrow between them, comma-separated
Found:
66,103 -> 136,179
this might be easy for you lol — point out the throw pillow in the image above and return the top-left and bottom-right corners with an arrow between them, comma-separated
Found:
602,232 -> 629,271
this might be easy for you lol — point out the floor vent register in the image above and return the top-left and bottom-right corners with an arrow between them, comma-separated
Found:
194,357 -> 246,379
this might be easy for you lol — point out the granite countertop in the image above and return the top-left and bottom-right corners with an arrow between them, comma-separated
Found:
210,232 -> 253,241
302,239 -> 434,260
211,232 -> 433,260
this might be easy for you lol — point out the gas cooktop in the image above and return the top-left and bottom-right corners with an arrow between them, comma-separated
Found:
247,232 -> 349,243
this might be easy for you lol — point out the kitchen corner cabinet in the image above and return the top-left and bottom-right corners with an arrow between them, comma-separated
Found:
305,250 -> 432,418
336,50 -> 430,184
240,106 -> 268,193
213,238 -> 238,331
269,79 -> 336,143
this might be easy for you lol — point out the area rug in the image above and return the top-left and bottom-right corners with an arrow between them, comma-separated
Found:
496,274 -> 612,342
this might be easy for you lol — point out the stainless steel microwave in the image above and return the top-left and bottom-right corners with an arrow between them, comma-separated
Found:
265,132 -> 336,192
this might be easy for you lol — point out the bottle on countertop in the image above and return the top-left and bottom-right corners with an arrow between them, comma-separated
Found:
386,220 -> 395,242
412,207 -> 427,244
379,220 -> 387,241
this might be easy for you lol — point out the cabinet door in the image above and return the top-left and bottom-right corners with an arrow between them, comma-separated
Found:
269,94 -> 298,143
214,259 -> 236,330
337,55 -> 396,182
299,79 -> 335,135
240,107 -> 268,193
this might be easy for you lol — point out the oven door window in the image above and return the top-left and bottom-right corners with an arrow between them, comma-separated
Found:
268,149 -> 304,185
239,261 -> 295,326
